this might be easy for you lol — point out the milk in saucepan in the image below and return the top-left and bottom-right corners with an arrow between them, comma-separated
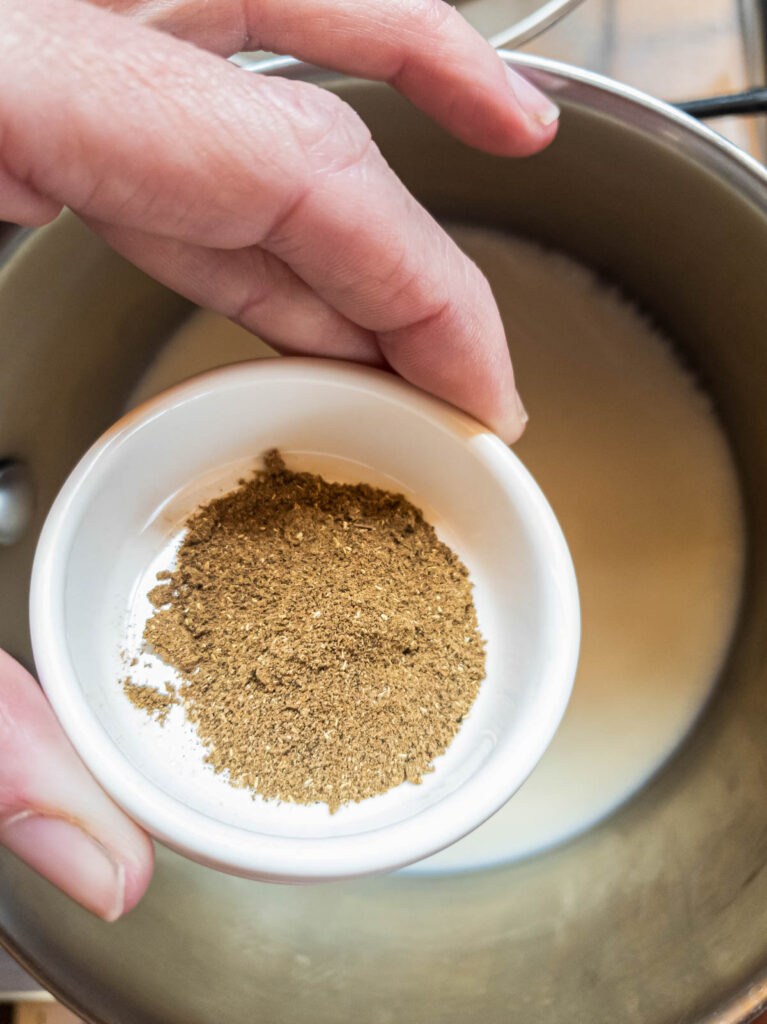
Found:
128,225 -> 744,872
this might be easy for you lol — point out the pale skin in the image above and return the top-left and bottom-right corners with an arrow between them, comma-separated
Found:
0,0 -> 558,919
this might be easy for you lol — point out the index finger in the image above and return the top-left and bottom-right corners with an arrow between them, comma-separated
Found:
254,122 -> 524,441
96,0 -> 559,158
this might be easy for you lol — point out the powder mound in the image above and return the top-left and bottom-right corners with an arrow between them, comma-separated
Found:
131,450 -> 486,812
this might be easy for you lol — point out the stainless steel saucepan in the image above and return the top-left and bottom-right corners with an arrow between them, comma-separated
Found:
1,55 -> 766,1024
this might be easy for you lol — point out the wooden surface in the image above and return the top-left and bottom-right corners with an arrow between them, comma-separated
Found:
12,1006 -> 79,1024
1,0 -> 765,1015
0,956 -> 48,1005
522,0 -> 765,157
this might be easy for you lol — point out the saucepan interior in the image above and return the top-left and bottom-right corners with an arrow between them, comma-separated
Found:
0,57 -> 766,1024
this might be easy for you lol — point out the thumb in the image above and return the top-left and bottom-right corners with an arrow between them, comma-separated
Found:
0,650 -> 153,920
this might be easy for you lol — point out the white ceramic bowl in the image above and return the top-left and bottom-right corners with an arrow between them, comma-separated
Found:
30,358 -> 579,883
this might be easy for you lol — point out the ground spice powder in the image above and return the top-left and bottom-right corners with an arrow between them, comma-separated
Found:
129,451 -> 486,812
121,678 -> 175,724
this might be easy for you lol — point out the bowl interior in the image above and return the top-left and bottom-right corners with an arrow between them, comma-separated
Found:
34,360 -> 576,872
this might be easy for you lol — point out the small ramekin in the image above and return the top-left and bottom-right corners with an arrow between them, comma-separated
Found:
31,359 -> 579,882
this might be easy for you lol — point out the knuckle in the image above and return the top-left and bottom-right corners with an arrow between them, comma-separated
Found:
261,78 -> 373,177
433,252 -> 497,340
256,80 -> 380,248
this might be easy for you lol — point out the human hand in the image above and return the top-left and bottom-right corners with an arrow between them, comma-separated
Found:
0,650 -> 152,920
1,0 -> 558,443
0,0 -> 558,919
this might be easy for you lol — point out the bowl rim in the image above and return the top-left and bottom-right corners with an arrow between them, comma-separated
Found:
29,357 -> 580,882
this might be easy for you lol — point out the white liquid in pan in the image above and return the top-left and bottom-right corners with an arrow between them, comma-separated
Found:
127,225 -> 745,872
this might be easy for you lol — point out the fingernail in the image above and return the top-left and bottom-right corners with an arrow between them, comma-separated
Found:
498,388 -> 529,444
515,389 -> 529,426
0,812 -> 125,922
505,66 -> 560,127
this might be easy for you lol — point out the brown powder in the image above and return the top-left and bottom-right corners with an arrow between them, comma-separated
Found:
121,679 -> 175,725
127,450 -> 486,812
